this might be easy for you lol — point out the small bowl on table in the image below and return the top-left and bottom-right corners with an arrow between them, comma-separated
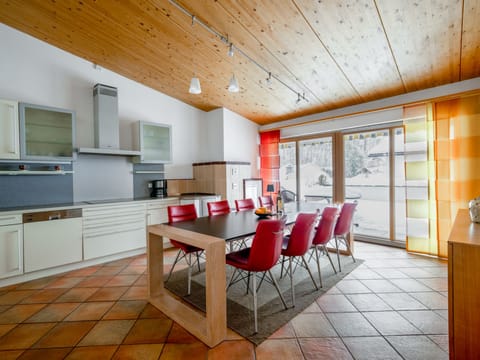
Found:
254,207 -> 272,219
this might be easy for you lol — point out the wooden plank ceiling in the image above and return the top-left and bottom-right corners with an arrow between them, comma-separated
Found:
0,0 -> 479,125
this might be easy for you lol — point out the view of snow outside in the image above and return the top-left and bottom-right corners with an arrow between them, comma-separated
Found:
279,128 -> 407,241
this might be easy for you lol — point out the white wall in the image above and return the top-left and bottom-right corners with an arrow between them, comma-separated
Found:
222,108 -> 259,174
202,108 -> 224,162
0,24 -> 259,199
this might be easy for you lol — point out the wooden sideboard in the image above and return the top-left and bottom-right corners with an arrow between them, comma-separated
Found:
448,209 -> 480,359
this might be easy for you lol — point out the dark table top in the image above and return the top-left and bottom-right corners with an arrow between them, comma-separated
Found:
168,201 -> 327,241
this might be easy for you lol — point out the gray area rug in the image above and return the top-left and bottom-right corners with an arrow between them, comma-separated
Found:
165,253 -> 362,345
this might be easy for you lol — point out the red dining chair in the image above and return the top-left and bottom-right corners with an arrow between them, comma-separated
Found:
333,202 -> 357,272
235,198 -> 255,212
166,204 -> 203,295
258,195 -> 274,209
226,219 -> 287,333
311,206 -> 339,287
280,212 -> 319,307
207,199 -> 231,216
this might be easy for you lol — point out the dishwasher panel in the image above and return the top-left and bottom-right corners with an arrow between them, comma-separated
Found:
23,209 -> 83,273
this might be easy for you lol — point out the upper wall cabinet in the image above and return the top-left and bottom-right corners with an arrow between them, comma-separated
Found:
0,99 -> 20,160
19,103 -> 76,161
133,121 -> 172,163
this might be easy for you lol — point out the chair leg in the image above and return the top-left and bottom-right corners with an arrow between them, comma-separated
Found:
335,235 -> 342,272
267,270 -> 287,310
226,267 -> 237,291
314,246 -> 323,288
187,253 -> 193,295
246,272 -> 251,295
252,272 -> 258,333
343,235 -> 356,263
289,257 -> 295,307
256,272 -> 267,292
301,256 -> 318,290
322,245 -> 337,274
165,249 -> 183,283
196,251 -> 202,272
280,255 -> 286,279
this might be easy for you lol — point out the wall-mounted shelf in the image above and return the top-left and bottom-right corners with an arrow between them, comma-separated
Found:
133,170 -> 165,174
0,170 -> 74,176
78,147 -> 141,156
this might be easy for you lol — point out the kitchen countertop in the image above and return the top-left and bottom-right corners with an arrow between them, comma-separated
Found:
0,196 -> 180,214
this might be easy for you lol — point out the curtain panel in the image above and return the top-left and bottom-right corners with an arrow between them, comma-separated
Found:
403,105 -> 438,256
259,130 -> 280,196
434,94 -> 480,258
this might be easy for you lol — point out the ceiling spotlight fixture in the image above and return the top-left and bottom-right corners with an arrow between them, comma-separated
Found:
228,73 -> 239,93
266,72 -> 272,86
188,15 -> 201,95
189,75 -> 202,94
170,0 -> 307,101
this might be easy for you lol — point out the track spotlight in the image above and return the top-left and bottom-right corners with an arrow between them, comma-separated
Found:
228,73 -> 239,92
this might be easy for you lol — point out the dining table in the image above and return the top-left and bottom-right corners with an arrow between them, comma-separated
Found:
146,201 -> 329,347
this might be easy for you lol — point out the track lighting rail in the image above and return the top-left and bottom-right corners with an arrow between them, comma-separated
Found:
169,0 -> 308,103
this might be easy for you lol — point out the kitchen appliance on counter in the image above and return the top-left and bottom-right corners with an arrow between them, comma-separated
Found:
150,179 -> 167,198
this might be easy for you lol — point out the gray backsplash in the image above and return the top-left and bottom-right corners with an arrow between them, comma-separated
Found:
0,162 -> 74,209
133,163 -> 165,199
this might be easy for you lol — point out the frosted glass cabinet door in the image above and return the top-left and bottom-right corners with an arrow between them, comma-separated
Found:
19,103 -> 76,161
0,99 -> 20,160
0,224 -> 23,279
134,121 -> 172,163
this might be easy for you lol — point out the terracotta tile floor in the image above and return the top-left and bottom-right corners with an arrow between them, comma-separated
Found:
0,242 -> 448,359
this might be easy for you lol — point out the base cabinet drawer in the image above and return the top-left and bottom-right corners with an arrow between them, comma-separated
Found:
0,224 -> 23,279
83,203 -> 146,260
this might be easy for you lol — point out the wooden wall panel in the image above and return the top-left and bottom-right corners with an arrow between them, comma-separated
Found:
0,0 -> 478,124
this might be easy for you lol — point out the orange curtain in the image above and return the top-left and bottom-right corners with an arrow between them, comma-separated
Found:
435,93 -> 480,258
403,104 -> 438,256
259,130 -> 280,195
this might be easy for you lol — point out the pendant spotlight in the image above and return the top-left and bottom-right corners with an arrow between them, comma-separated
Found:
228,73 -> 240,93
188,15 -> 201,95
189,76 -> 202,94
170,0 -> 307,101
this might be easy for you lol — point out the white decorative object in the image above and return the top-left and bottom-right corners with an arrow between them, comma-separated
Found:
469,197 -> 480,223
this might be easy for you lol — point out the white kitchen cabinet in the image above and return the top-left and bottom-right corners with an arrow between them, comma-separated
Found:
147,198 -> 179,248
0,214 -> 23,279
83,203 -> 147,260
133,121 -> 172,163
0,99 -> 20,160
19,102 -> 76,161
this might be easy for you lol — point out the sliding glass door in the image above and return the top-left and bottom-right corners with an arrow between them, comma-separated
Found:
298,137 -> 333,202
344,127 -> 405,242
279,125 -> 406,245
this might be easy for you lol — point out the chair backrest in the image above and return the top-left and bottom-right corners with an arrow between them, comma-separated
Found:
283,213 -> 317,256
207,200 -> 231,216
235,198 -> 255,212
334,202 -> 357,236
258,195 -> 274,208
247,219 -> 284,272
168,204 -> 197,223
312,207 -> 338,246
280,190 -> 296,203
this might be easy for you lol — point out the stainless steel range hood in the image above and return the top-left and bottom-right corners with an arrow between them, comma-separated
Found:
78,84 -> 141,156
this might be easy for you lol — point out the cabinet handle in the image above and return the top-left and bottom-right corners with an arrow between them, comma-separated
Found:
7,104 -> 17,154
84,226 -> 145,238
